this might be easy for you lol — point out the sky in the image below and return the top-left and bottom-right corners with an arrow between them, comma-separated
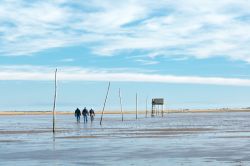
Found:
0,0 -> 250,111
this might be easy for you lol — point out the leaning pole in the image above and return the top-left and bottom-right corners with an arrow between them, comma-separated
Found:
52,69 -> 57,133
100,82 -> 111,125
119,88 -> 124,121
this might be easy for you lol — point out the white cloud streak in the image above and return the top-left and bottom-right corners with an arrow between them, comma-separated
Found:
0,0 -> 250,63
0,65 -> 250,86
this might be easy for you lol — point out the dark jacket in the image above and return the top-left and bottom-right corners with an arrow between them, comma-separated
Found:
82,108 -> 89,116
89,109 -> 95,116
75,108 -> 81,117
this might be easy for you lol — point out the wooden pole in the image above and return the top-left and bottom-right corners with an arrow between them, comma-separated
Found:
161,105 -> 164,117
100,82 -> 111,125
151,99 -> 154,117
145,97 -> 148,118
136,93 -> 138,120
119,88 -> 124,121
157,105 -> 159,116
52,69 -> 57,133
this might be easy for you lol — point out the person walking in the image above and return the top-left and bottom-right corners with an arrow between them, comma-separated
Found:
82,107 -> 89,123
75,108 -> 81,122
89,108 -> 95,122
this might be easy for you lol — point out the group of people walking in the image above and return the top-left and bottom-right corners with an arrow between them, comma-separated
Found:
75,107 -> 95,123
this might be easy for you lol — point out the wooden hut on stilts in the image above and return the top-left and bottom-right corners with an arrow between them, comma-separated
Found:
151,98 -> 164,117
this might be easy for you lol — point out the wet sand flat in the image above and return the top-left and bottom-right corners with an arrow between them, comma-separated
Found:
1,112 -> 250,165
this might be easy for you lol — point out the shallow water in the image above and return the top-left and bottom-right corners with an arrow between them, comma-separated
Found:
1,112 -> 250,165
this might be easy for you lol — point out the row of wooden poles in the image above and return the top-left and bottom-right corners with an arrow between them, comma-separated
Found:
99,82 -> 140,125
52,69 -> 151,133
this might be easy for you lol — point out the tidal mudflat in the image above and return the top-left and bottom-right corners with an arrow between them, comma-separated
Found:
0,112 -> 250,165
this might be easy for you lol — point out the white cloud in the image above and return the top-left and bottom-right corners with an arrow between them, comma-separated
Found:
0,65 -> 250,86
0,0 -> 250,63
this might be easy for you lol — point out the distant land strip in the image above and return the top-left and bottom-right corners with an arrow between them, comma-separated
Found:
0,109 -> 250,116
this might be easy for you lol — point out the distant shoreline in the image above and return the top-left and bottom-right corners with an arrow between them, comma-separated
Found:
0,109 -> 250,116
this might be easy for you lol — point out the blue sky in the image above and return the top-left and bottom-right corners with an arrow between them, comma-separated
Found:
0,0 -> 250,111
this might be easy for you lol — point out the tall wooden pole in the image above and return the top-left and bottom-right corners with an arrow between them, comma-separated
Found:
161,104 -> 164,117
119,88 -> 124,121
151,99 -> 153,117
145,97 -> 148,118
136,93 -> 138,120
52,69 -> 57,133
100,82 -> 111,125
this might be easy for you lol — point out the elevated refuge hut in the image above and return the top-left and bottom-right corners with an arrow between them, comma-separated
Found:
151,98 -> 164,117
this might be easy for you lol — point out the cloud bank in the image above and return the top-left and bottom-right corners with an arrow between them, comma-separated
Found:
0,65 -> 250,86
0,0 -> 250,63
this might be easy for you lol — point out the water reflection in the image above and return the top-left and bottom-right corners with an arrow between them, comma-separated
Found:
0,113 -> 250,165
